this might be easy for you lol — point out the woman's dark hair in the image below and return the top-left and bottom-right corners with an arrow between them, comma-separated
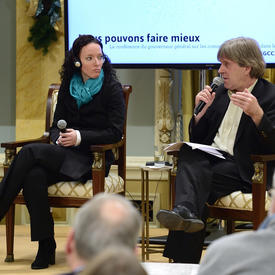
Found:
59,34 -> 118,91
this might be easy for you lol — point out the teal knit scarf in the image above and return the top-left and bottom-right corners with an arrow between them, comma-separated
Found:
69,70 -> 104,108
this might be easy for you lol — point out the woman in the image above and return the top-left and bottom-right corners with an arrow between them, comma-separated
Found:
0,35 -> 125,269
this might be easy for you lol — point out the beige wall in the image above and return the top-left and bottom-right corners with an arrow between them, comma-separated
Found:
16,0 -> 64,140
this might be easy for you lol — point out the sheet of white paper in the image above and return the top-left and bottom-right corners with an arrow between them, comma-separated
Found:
143,262 -> 199,275
164,141 -> 225,159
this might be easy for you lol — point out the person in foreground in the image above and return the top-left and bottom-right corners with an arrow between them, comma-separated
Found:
157,37 -> 275,263
0,35 -> 125,269
63,193 -> 142,275
198,178 -> 275,275
79,246 -> 147,275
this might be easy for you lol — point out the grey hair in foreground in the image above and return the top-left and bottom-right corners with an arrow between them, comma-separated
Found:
79,246 -> 148,275
73,193 -> 142,260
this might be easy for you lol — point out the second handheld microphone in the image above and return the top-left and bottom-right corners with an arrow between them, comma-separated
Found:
193,77 -> 224,116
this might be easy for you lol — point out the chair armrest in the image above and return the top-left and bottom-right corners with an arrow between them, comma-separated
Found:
250,153 -> 275,227
89,139 -> 125,194
250,153 -> 275,189
167,150 -> 179,157
251,154 -> 275,162
1,134 -> 50,150
167,151 -> 179,177
89,139 -> 124,152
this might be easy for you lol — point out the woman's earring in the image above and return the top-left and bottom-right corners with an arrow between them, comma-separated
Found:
74,60 -> 81,68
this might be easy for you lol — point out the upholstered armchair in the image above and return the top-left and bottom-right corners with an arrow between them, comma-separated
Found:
1,83 -> 132,262
167,151 -> 275,234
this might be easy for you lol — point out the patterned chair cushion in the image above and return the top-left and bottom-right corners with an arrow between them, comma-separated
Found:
213,191 -> 271,211
47,173 -> 124,198
19,173 -> 124,198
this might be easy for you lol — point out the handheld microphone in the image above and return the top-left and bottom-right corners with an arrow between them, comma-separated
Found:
193,77 -> 224,116
57,119 -> 67,133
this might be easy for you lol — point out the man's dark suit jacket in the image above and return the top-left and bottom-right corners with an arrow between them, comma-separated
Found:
49,78 -> 125,181
189,78 -> 275,187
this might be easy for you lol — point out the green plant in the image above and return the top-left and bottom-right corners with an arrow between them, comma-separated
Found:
28,0 -> 61,55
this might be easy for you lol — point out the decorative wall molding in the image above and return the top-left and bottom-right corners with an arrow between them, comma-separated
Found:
154,69 -> 174,162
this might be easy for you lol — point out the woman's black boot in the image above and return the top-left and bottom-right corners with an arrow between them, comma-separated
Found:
31,237 -> 56,269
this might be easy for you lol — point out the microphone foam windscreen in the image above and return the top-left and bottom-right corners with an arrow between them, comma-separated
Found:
57,119 -> 67,130
213,76 -> 224,87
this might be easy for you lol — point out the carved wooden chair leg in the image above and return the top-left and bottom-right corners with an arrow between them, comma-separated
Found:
225,219 -> 235,234
5,204 -> 15,262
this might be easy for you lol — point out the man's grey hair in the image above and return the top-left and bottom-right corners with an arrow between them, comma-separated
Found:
217,37 -> 266,78
79,246 -> 147,275
73,193 -> 142,260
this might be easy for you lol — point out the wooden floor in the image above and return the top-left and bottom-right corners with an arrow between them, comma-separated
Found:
0,225 -> 171,275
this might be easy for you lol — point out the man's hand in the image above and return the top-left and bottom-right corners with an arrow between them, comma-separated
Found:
57,129 -> 77,147
194,85 -> 216,123
231,89 -> 263,126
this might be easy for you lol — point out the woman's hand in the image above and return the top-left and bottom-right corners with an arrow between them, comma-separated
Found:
57,129 -> 78,147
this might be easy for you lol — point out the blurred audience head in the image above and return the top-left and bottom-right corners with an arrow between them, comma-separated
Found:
79,246 -> 147,275
65,193 -> 142,271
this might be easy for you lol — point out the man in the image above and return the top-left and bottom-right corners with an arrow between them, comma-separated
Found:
157,37 -> 275,263
63,193 -> 142,274
198,179 -> 275,275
